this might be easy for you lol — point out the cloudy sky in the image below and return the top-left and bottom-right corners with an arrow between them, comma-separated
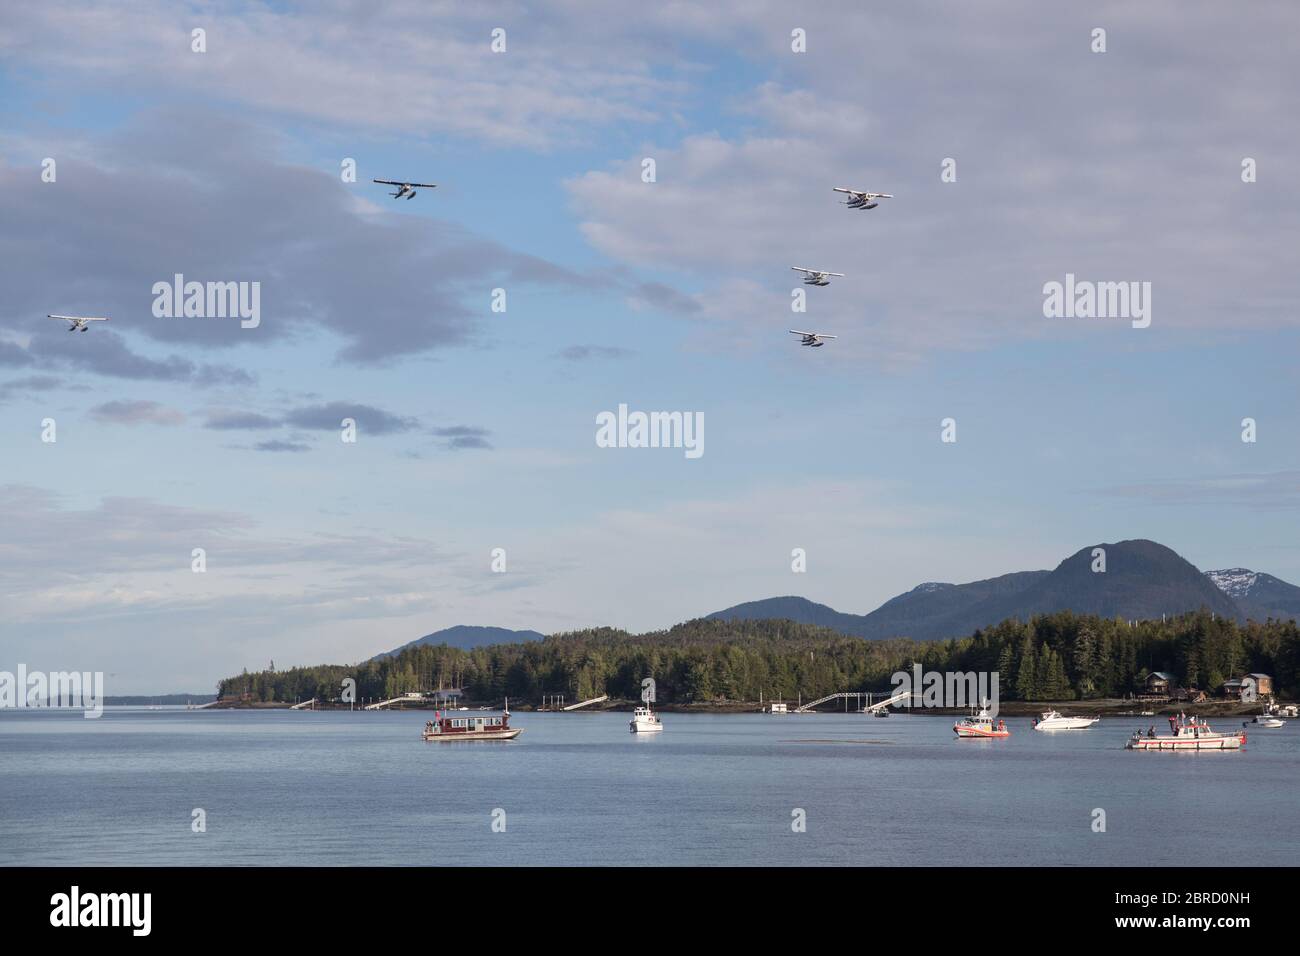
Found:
2,1 -> 1298,692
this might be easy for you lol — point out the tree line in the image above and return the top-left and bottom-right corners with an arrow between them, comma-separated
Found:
216,610 -> 1300,705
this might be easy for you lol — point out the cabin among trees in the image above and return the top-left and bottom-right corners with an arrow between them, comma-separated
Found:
1142,671 -> 1175,698
1220,673 -> 1274,699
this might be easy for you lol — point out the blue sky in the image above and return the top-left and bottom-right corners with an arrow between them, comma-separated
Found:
1,1 -> 1298,691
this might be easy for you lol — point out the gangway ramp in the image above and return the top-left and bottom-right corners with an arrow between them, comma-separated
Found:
562,695 -> 608,711
794,689 -> 911,714
364,692 -> 426,711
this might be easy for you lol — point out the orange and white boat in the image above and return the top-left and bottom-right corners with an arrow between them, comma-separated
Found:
1126,713 -> 1244,751
953,703 -> 1009,738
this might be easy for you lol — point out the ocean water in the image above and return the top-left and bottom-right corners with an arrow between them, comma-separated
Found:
2,708 -> 1296,866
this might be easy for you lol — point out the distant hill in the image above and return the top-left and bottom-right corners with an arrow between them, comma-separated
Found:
709,539 -> 1269,641
373,625 -> 545,659
1206,568 -> 1300,621
707,596 -> 869,634
853,570 -> 1051,639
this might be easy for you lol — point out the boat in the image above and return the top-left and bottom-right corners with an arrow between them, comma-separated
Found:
421,702 -> 521,742
872,708 -> 890,718
1032,709 -> 1100,731
767,702 -> 788,714
1125,714 -> 1245,751
953,703 -> 1009,738
629,705 -> 663,733
1251,704 -> 1285,728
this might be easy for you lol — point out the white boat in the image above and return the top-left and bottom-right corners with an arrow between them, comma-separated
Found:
1252,705 -> 1285,728
1126,714 -> 1245,751
629,705 -> 663,733
767,702 -> 788,714
1033,709 -> 1100,731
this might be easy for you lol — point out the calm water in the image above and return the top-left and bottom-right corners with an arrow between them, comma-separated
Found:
2,708 -> 1297,866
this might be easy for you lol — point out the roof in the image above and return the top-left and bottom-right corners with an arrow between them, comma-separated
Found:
1148,671 -> 1174,681
1247,673 -> 1272,679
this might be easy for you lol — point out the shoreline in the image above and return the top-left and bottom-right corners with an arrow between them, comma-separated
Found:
200,697 -> 1286,718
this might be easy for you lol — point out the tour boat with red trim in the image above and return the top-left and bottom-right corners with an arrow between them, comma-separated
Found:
953,703 -> 1009,738
1125,713 -> 1244,751
422,700 -> 521,741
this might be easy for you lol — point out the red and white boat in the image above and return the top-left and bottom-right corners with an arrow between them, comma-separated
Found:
953,703 -> 1009,738
422,701 -> 521,742
1126,714 -> 1244,751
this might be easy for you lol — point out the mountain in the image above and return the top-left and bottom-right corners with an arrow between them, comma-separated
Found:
968,540 -> 1240,625
707,596 -> 870,634
373,625 -> 545,659
709,539 -> 1260,641
708,573 -> 1053,639
852,570 -> 1051,639
1206,568 -> 1300,621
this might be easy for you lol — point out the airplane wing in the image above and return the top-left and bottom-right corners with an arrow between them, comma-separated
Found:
791,267 -> 813,274
48,314 -> 107,321
826,272 -> 845,277
817,334 -> 838,339
788,329 -> 815,336
372,179 -> 403,185
832,187 -> 858,194
406,183 -> 437,188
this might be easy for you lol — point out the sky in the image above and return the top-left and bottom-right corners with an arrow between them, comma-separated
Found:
1,1 -> 1298,692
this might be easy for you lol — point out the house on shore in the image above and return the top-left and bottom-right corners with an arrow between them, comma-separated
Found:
1220,673 -> 1273,699
1141,671 -> 1175,698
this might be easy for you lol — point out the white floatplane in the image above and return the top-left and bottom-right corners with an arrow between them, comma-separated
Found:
48,314 -> 108,332
833,187 -> 893,210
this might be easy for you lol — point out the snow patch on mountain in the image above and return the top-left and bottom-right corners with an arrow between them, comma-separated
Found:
1205,568 -> 1258,597
911,582 -> 953,593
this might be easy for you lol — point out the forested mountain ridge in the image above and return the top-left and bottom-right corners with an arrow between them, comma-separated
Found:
218,610 -> 1300,706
